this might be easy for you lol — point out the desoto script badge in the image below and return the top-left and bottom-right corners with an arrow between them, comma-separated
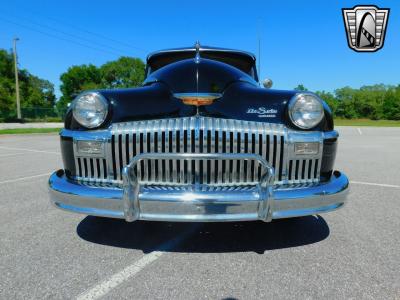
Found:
342,5 -> 390,52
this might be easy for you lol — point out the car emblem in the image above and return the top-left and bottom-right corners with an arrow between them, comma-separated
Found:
174,93 -> 221,106
246,107 -> 278,118
342,5 -> 390,52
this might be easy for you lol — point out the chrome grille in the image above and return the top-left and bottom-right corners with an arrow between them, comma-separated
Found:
288,159 -> 320,183
75,157 -> 107,181
73,117 -> 323,185
112,117 -> 285,185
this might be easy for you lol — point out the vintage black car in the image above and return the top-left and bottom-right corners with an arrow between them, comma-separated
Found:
49,43 -> 349,222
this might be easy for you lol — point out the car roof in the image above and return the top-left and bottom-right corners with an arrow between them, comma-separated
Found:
146,45 -> 256,63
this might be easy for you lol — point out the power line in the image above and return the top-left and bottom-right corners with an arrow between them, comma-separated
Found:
44,16 -> 148,53
0,17 -> 126,57
11,8 -> 148,53
0,12 -> 140,56
258,32 -> 261,79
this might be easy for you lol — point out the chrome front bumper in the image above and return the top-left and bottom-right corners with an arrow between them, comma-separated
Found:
49,152 -> 349,222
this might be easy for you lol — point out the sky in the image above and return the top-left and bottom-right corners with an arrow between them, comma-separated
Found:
1,0 -> 399,98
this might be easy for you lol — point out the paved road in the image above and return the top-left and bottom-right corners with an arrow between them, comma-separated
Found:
0,127 -> 399,299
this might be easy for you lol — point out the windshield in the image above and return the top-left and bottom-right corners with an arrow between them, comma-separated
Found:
144,58 -> 258,94
146,50 -> 258,81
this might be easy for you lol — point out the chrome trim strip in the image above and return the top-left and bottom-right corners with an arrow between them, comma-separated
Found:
61,128 -> 111,140
323,130 -> 339,139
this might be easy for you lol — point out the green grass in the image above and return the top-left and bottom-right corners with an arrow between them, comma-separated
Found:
334,119 -> 400,127
0,119 -> 399,134
0,128 -> 61,135
23,117 -> 63,123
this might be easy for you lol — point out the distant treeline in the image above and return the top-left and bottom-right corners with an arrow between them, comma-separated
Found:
1,46 -> 399,120
295,84 -> 400,120
0,49 -> 55,113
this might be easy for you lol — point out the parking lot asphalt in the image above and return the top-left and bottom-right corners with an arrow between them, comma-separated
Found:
0,127 -> 399,299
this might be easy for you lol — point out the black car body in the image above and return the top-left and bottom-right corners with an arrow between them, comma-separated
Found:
49,43 -> 349,222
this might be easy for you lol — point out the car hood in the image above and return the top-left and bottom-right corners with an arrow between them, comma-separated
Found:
65,56 -> 333,131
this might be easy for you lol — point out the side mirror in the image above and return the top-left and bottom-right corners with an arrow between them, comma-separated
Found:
262,78 -> 273,89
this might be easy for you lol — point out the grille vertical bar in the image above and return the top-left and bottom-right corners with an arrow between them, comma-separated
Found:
99,158 -> 105,179
224,123 -> 231,183
121,126 -> 127,179
216,119 -> 223,184
201,118 -> 207,184
144,132 -> 150,180
164,120 -> 170,183
150,122 -> 156,182
210,119 -> 216,184
194,118 -> 200,185
114,135 -> 121,180
135,128 -> 141,182
187,120 -> 192,184
157,121 -> 163,182
179,119 -> 185,183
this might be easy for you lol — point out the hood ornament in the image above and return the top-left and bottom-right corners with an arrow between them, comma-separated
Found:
194,41 -> 201,63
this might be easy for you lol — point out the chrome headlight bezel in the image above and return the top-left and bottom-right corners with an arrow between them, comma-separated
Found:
72,91 -> 109,129
288,93 -> 325,129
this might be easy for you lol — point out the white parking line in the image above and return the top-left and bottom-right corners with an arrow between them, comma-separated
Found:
0,153 -> 26,158
0,146 -> 59,155
77,226 -> 198,300
351,180 -> 400,188
357,128 -> 362,135
0,173 -> 51,185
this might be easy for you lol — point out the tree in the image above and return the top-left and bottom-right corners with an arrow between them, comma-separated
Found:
57,57 -> 145,111
294,84 -> 308,91
316,91 -> 337,114
20,72 -> 56,108
0,48 -> 56,117
334,87 -> 359,118
57,64 -> 102,111
100,57 -> 145,88
0,50 -> 15,112
382,86 -> 400,120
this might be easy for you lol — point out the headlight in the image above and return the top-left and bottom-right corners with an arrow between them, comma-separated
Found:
72,92 -> 108,128
288,93 -> 324,129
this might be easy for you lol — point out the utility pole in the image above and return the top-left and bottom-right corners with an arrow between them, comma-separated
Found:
13,38 -> 21,120
257,19 -> 261,82
258,36 -> 261,80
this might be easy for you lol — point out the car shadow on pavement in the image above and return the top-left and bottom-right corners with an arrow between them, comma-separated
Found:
77,215 -> 330,254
